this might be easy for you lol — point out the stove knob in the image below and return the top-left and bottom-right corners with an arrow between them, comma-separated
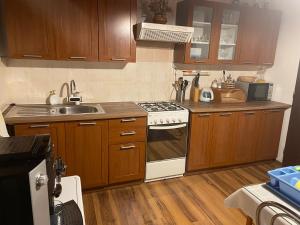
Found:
172,119 -> 176,123
178,119 -> 182,123
154,120 -> 157,125
166,119 -> 170,124
160,119 -> 163,124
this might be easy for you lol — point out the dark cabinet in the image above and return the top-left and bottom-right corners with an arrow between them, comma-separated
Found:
54,0 -> 98,61
1,0 -> 55,59
187,113 -> 213,171
65,121 -> 109,189
98,0 -> 136,62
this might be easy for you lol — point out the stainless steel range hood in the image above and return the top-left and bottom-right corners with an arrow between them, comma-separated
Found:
136,22 -> 194,43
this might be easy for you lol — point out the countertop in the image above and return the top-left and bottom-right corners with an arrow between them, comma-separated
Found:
4,102 -> 147,124
179,101 -> 291,113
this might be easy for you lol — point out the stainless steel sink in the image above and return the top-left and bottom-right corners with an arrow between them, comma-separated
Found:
58,105 -> 98,115
5,104 -> 105,117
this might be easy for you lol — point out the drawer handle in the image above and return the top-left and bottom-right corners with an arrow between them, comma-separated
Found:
220,113 -> 232,116
198,114 -> 211,117
23,54 -> 43,58
79,122 -> 97,126
69,56 -> 87,60
121,118 -> 137,123
244,112 -> 255,115
111,58 -> 126,61
120,131 -> 136,136
120,144 -> 136,150
29,124 -> 50,128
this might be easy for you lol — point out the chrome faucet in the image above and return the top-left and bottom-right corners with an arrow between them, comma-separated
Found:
70,80 -> 76,96
69,80 -> 82,105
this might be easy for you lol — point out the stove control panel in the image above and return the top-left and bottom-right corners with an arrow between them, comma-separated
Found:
148,110 -> 189,125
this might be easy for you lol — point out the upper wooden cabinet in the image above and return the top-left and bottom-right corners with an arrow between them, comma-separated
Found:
1,0 -> 136,62
98,0 -> 136,62
54,0 -> 98,61
175,0 -> 281,66
0,0 -> 55,59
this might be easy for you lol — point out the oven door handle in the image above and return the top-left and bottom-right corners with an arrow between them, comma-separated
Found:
149,124 -> 187,130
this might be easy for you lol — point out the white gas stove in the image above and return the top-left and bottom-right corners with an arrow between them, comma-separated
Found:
137,102 -> 189,182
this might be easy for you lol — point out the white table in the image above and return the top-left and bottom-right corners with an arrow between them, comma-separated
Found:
225,184 -> 300,225
55,176 -> 86,225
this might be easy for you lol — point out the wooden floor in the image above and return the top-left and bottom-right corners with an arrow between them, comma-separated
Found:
83,161 -> 281,225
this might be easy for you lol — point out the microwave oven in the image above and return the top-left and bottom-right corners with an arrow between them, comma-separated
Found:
0,135 -> 55,225
236,81 -> 273,101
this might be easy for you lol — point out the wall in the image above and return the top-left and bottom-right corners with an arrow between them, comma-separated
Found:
265,0 -> 300,161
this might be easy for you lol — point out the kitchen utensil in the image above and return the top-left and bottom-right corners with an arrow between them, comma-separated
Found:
200,88 -> 214,103
211,79 -> 218,88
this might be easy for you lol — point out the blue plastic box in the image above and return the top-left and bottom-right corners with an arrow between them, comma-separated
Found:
268,166 -> 300,204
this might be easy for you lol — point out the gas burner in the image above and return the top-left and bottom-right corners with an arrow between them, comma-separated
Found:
138,102 -> 185,112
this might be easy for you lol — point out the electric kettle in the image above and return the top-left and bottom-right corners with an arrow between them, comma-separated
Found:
200,88 -> 214,103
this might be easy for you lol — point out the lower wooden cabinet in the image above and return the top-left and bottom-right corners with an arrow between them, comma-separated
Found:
65,121 -> 109,189
187,109 -> 285,172
210,112 -> 236,167
14,122 -> 65,159
109,142 -> 145,184
256,110 -> 285,161
234,111 -> 260,164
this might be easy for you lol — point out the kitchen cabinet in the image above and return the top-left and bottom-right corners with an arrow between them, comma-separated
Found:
98,0 -> 136,62
209,112 -> 236,167
233,111 -> 260,164
54,0 -> 98,61
175,1 -> 281,66
187,113 -> 213,171
109,142 -> 145,184
65,121 -> 109,189
256,110 -> 284,161
187,108 -> 285,171
14,122 -> 65,159
0,0 -> 55,59
258,10 -> 281,65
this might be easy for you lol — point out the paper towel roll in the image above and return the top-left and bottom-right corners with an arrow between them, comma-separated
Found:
0,110 -> 9,137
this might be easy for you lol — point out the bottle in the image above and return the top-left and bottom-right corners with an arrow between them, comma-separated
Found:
47,90 -> 61,105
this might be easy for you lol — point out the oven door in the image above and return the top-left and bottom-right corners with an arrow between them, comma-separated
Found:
147,123 -> 188,162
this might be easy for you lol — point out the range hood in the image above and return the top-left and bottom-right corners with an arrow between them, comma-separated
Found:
136,23 -> 194,43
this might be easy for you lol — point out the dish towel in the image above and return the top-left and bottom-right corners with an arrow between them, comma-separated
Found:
0,110 -> 9,137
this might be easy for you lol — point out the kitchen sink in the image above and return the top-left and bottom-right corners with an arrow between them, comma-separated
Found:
5,104 -> 105,117
58,105 -> 98,115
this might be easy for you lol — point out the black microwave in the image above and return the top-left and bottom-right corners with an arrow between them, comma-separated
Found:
236,81 -> 274,101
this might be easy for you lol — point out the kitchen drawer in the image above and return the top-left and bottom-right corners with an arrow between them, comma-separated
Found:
109,142 -> 145,184
109,117 -> 147,129
109,127 -> 146,144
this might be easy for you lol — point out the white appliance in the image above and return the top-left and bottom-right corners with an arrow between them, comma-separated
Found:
136,22 -> 194,43
137,102 -> 189,182
200,88 -> 214,103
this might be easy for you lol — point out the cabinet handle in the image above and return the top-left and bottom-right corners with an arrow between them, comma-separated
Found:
23,55 -> 43,58
121,118 -> 137,123
29,124 -> 50,128
120,131 -> 136,136
219,113 -> 232,117
69,57 -> 86,60
120,144 -> 136,150
244,112 -> 255,115
111,58 -> 126,61
241,61 -> 255,64
198,114 -> 211,117
263,62 -> 273,65
79,122 -> 97,126
268,109 -> 281,113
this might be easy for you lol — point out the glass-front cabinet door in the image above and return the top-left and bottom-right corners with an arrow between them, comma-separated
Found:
217,8 -> 240,62
190,5 -> 215,63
